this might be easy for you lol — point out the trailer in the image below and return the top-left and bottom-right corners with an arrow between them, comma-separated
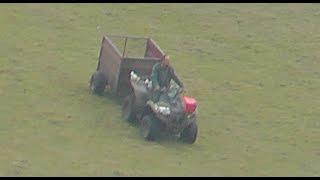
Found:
89,35 -> 165,97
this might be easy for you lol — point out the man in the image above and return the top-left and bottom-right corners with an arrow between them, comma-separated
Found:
150,54 -> 184,102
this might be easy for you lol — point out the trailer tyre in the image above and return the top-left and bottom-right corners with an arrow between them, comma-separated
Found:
122,93 -> 137,123
89,71 -> 107,95
180,121 -> 198,144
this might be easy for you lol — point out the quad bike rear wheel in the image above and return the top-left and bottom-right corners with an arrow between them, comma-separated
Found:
122,93 -> 137,123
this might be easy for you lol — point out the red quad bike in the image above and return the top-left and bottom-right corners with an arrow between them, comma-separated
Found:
122,71 -> 198,144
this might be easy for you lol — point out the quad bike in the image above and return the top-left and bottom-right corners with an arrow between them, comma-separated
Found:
122,72 -> 198,144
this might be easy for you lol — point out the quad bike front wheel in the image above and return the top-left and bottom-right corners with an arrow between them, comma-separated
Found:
140,114 -> 159,141
89,71 -> 107,95
122,93 -> 137,123
180,121 -> 198,144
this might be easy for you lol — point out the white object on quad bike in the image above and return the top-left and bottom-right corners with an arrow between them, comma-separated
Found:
130,71 -> 140,82
144,79 -> 152,89
131,71 -> 152,89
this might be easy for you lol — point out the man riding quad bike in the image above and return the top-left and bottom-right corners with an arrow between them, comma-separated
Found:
122,55 -> 198,144
150,54 -> 185,102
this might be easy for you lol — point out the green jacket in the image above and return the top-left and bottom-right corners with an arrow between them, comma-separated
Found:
150,63 -> 184,89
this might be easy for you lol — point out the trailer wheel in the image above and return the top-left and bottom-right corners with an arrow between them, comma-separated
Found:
122,93 -> 137,123
180,121 -> 198,144
140,114 -> 159,141
89,71 -> 107,95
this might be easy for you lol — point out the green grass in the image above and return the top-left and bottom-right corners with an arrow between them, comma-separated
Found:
0,3 -> 320,176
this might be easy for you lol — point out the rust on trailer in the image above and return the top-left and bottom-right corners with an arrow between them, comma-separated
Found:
96,35 -> 165,97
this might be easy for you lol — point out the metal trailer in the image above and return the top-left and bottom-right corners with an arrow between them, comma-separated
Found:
91,35 -> 165,97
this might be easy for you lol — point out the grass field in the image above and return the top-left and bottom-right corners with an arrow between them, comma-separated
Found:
0,3 -> 320,176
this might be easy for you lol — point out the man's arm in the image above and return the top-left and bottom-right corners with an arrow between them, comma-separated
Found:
170,67 -> 184,88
